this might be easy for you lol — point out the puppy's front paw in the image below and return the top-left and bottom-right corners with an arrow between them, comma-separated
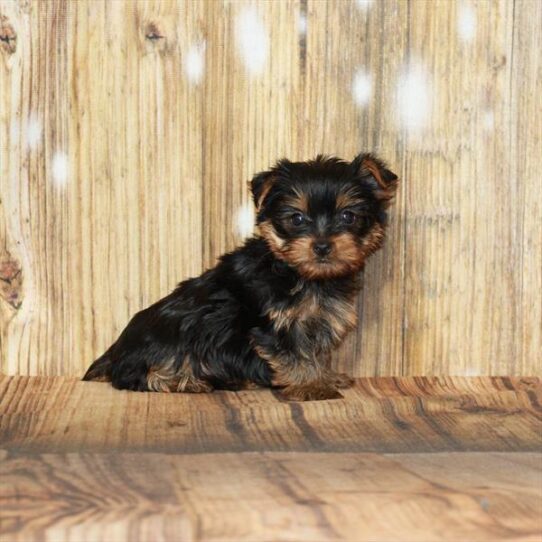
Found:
281,383 -> 342,402
328,372 -> 355,389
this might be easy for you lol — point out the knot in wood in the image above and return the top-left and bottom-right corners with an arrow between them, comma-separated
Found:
145,22 -> 164,41
0,15 -> 17,54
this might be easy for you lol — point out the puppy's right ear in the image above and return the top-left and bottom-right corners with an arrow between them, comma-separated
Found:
351,153 -> 399,208
250,170 -> 276,210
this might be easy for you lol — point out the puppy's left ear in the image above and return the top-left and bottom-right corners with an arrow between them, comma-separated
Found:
351,153 -> 399,207
250,170 -> 276,210
250,159 -> 291,211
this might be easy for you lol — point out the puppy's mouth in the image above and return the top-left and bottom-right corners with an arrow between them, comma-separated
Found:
314,256 -> 333,266
282,236 -> 365,279
297,258 -> 358,279
314,254 -> 330,263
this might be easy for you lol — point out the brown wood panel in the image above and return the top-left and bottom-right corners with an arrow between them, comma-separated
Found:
1,375 -> 540,454
404,0 -> 517,375
1,451 -> 541,542
1,0 -> 541,377
0,375 -> 541,541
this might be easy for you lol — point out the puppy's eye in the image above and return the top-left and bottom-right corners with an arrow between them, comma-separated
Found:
291,213 -> 306,227
340,210 -> 356,225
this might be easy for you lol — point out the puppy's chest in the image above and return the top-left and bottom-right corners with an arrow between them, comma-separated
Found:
266,288 -> 358,343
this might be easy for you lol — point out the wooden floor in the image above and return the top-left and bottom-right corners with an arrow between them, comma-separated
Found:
1,375 -> 541,542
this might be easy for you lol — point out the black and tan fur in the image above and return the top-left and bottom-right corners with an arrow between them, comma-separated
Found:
83,154 -> 399,401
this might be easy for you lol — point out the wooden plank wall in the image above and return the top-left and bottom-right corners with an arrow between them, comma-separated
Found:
0,0 -> 540,377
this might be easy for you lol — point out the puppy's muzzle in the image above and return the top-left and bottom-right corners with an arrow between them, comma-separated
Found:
312,240 -> 332,258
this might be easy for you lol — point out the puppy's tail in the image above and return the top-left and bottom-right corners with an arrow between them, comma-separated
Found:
82,352 -> 113,382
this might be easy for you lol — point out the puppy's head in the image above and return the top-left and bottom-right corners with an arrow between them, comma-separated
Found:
251,154 -> 399,280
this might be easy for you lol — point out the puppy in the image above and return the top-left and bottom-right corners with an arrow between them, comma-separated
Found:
83,154 -> 399,401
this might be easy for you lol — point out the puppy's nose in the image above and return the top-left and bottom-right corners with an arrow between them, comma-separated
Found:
313,241 -> 332,257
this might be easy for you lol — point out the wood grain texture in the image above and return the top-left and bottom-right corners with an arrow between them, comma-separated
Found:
0,375 -> 541,541
1,375 -> 540,454
1,451 -> 541,542
1,0 -> 541,377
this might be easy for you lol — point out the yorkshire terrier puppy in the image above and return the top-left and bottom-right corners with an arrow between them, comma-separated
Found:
83,154 -> 398,401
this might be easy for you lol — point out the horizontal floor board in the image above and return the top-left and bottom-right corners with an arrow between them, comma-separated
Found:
0,376 -> 540,454
1,450 -> 541,542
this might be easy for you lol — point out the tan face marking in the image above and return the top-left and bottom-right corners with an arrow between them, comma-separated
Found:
258,221 -> 286,256
283,188 -> 309,214
359,223 -> 385,259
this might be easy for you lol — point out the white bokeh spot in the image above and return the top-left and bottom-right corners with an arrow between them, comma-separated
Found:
298,14 -> 307,36
26,114 -> 42,150
235,8 -> 269,76
355,0 -> 375,11
482,110 -> 494,131
352,69 -> 372,107
397,61 -> 432,132
235,202 -> 255,239
457,4 -> 477,42
183,41 -> 206,85
51,152 -> 69,187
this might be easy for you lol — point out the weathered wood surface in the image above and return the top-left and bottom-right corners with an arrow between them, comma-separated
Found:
1,451 -> 541,542
1,0 -> 541,378
1,375 -> 541,454
1,376 -> 541,541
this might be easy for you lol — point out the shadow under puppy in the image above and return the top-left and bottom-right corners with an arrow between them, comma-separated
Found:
83,154 -> 399,401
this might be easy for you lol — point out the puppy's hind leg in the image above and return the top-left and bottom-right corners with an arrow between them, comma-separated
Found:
83,352 -> 113,382
109,350 -> 153,391
147,355 -> 214,394
176,355 -> 214,393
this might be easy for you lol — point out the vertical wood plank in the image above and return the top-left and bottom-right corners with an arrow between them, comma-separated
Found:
1,0 -> 71,374
73,0 -> 205,373
511,0 -> 542,374
1,1 -> 29,374
403,0 -> 518,375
